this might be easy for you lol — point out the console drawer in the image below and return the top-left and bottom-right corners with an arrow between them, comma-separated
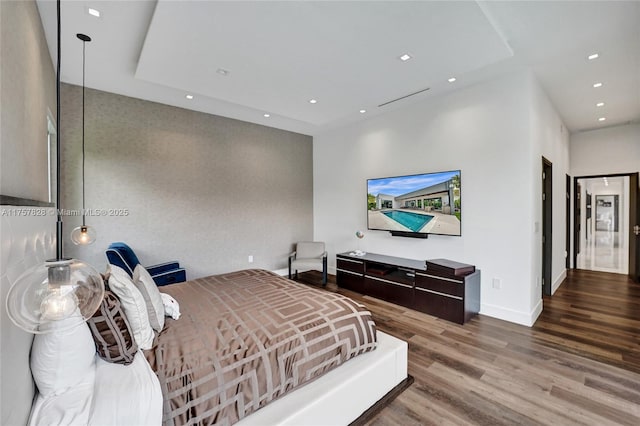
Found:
415,272 -> 464,297
413,287 -> 464,324
337,257 -> 365,273
337,269 -> 364,293
364,276 -> 413,306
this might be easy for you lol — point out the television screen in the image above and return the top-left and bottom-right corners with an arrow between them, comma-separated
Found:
367,170 -> 461,236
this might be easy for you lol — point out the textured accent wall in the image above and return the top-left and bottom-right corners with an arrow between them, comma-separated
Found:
0,0 -> 56,201
61,84 -> 313,278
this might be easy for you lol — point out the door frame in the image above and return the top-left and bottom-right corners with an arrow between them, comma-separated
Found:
542,157 -> 552,296
571,172 -> 639,282
630,173 -> 639,282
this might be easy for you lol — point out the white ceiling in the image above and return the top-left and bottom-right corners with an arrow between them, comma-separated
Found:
36,0 -> 640,136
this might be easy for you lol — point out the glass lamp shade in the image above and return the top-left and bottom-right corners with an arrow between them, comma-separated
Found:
6,259 -> 104,334
71,225 -> 97,245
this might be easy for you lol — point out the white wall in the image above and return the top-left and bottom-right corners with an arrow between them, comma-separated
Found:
314,71 -> 550,326
530,77 -> 571,297
571,124 -> 640,177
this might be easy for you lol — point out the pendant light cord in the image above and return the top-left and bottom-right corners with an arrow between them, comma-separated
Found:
55,0 -> 63,259
81,39 -> 86,227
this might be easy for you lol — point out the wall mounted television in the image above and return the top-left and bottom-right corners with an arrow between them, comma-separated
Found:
367,170 -> 461,238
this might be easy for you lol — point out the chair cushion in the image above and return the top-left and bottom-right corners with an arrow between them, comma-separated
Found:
296,242 -> 325,259
290,258 -> 324,271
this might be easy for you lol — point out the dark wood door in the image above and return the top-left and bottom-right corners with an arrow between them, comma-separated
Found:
566,174 -> 571,269
630,173 -> 639,283
573,180 -> 582,268
542,157 -> 552,296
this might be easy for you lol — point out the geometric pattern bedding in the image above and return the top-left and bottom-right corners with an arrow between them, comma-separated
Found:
144,269 -> 377,426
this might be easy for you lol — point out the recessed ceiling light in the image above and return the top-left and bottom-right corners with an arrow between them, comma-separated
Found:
593,82 -> 603,88
309,99 -> 317,104
263,113 -> 270,118
399,54 -> 412,62
448,77 -> 457,83
216,68 -> 230,76
185,94 -> 194,100
88,8 -> 100,18
359,109 -> 366,114
588,53 -> 599,60
598,117 -> 606,121
596,102 -> 605,107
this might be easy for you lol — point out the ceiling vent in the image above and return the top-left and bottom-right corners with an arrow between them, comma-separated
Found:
378,87 -> 430,107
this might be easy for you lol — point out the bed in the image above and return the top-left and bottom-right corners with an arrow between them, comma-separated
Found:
146,268 -> 377,425
1,208 -> 408,425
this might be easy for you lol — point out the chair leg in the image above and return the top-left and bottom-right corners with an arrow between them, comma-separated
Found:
288,258 -> 292,279
322,257 -> 328,286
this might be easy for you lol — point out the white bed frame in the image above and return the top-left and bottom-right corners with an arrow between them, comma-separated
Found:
0,207 -> 409,425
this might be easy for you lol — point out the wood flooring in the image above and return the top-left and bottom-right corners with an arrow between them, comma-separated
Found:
295,269 -> 640,425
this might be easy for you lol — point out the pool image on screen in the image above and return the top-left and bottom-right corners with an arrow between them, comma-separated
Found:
367,170 -> 461,236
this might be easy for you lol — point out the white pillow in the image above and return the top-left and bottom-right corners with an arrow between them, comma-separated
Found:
30,315 -> 96,397
160,293 -> 181,320
108,265 -> 155,350
133,264 -> 165,332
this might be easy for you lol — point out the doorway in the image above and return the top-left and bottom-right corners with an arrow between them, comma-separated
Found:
574,175 -> 631,274
542,157 -> 552,296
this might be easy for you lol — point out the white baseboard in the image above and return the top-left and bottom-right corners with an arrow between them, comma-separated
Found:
480,299 -> 543,327
551,269 -> 567,295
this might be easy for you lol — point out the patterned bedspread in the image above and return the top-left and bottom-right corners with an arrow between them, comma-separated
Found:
144,269 -> 377,426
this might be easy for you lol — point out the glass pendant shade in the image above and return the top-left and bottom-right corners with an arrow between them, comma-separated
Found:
71,225 -> 97,245
6,259 -> 104,333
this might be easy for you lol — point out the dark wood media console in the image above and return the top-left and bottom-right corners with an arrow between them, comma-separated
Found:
336,252 -> 480,324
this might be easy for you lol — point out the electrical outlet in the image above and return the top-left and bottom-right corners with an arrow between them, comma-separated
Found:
248,255 -> 254,263
492,278 -> 501,289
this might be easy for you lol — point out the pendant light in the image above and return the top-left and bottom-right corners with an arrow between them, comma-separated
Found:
6,0 -> 104,334
71,33 -> 97,245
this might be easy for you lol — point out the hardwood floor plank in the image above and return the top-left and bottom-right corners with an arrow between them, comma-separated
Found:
411,372 -> 534,426
478,369 -> 601,425
407,339 -> 485,380
550,386 -> 640,425
584,377 -> 640,405
397,387 -> 475,426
